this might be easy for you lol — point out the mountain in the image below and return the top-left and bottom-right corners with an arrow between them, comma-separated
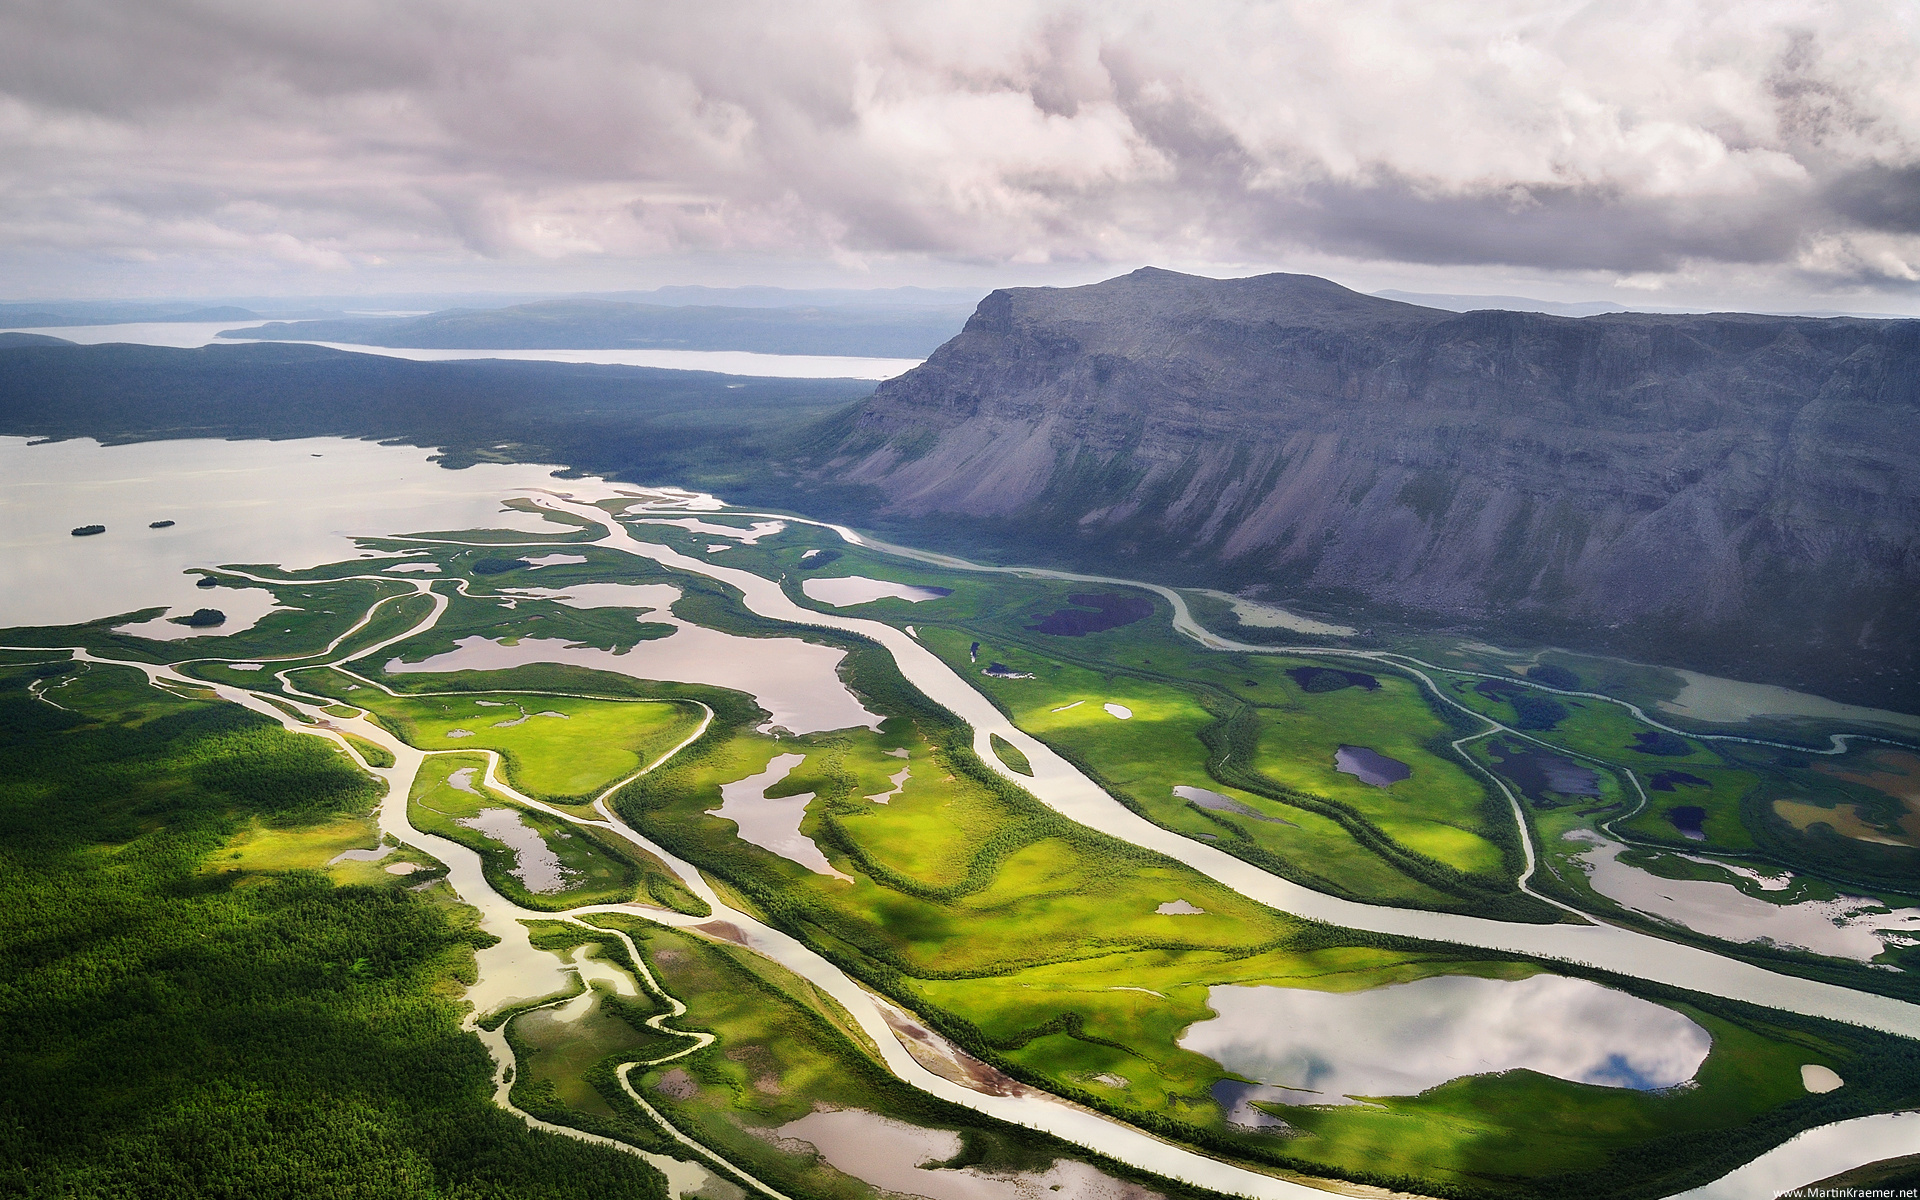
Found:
1373,291 -> 1634,318
220,299 -> 974,358
801,268 -> 1920,706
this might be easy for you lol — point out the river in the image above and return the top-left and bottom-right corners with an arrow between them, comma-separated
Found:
6,436 -> 1915,1198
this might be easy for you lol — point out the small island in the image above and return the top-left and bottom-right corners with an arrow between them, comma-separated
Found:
70,524 -> 106,537
149,520 -> 175,528
170,608 -> 226,628
196,576 -> 218,588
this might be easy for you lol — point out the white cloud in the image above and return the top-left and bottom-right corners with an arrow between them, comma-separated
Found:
1,0 -> 1918,299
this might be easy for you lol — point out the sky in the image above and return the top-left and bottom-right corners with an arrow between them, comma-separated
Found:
4,0 -> 1920,311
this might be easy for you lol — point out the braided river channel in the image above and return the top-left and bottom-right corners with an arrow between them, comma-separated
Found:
7,434 -> 1918,1200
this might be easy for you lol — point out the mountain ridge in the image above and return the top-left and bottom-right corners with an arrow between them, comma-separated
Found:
799,268 -> 1920,704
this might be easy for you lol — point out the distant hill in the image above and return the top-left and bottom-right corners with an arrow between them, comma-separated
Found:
0,341 -> 873,487
220,299 -> 974,357
797,267 -> 1920,707
0,332 -> 76,348
0,303 -> 264,327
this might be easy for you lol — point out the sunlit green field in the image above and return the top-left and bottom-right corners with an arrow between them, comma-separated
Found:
296,666 -> 704,803
407,752 -> 644,910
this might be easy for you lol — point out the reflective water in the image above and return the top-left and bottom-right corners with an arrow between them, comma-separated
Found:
1565,830 -> 1920,962
1179,974 -> 1711,1103
801,576 -> 953,606
1661,669 -> 1920,733
386,580 -> 881,735
631,517 -> 787,543
774,1109 -> 1162,1200
0,435 -> 597,630
1194,589 -> 1355,636
1334,745 -> 1411,787
458,807 -> 575,893
713,753 -> 850,882
112,583 -> 287,641
1173,785 -> 1291,825
0,322 -> 922,379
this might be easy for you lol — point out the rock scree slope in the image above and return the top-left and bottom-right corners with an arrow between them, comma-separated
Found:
802,267 -> 1920,705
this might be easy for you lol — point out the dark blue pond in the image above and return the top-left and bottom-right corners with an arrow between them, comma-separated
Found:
1334,745 -> 1412,788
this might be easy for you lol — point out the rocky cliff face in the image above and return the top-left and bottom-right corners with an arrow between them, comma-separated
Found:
809,268 -> 1920,704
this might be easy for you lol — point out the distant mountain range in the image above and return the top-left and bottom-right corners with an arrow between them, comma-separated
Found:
0,303 -> 272,327
219,298 -> 976,358
799,268 -> 1920,705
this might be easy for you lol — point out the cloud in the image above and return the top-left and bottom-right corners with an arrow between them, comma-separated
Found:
2,0 -> 1919,295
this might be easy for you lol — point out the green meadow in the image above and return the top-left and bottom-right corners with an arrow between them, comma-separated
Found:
295,667 -> 704,804
407,753 -> 646,910
596,596 -> 1904,1199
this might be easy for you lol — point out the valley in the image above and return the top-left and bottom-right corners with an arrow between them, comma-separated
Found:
6,435 -> 1918,1200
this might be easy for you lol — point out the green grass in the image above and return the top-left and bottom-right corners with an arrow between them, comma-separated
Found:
575,914 -> 1201,1200
407,754 -> 643,911
989,733 -> 1032,775
296,668 -> 703,804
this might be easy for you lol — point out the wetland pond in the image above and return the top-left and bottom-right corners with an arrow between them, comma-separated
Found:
714,753 -> 851,882
1564,830 -> 1920,962
1175,784 -> 1292,825
801,575 -> 953,606
0,434 -> 637,633
1180,974 -> 1711,1104
1333,745 -> 1411,787
1485,740 -> 1602,803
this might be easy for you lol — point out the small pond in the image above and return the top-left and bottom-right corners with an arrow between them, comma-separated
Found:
1485,740 -> 1601,803
1564,830 -> 1920,962
1286,667 -> 1378,693
1026,593 -> 1155,636
1334,745 -> 1411,788
773,1109 -> 1158,1200
1174,784 -> 1291,825
458,807 -> 576,893
1649,770 -> 1711,793
801,576 -> 952,606
1179,974 -> 1711,1104
386,582 -> 881,735
1666,805 -> 1709,841
714,753 -> 850,882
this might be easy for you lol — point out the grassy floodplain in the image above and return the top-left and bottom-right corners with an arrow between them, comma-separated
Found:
497,912 -> 1209,1200
750,532 -> 1544,921
294,666 -> 704,806
11,491 -> 1918,1200
406,752 -> 677,911
591,574 -> 1913,1200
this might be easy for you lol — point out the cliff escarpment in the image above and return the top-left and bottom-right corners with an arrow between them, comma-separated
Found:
803,268 -> 1920,706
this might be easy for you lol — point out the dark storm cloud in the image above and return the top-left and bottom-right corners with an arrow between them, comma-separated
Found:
1,1 -> 1918,292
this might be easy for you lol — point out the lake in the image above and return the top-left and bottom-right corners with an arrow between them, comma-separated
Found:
0,322 -> 921,379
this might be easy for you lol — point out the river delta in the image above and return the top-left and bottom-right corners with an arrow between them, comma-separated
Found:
6,434 -> 1919,1200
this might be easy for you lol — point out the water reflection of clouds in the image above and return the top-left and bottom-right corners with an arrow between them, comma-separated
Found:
1181,974 -> 1710,1104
